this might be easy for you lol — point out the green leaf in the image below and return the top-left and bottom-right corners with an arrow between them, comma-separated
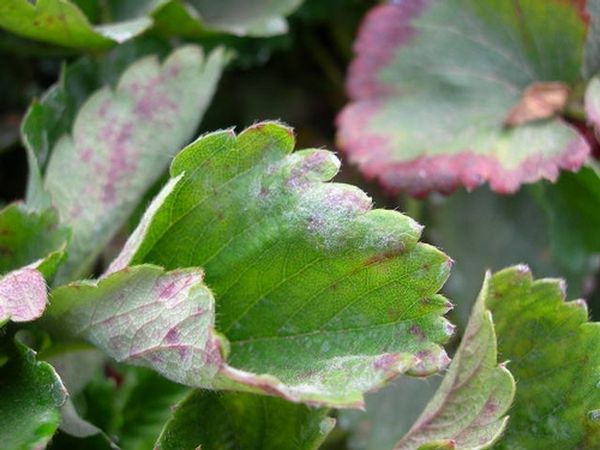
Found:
111,121 -> 453,407
536,165 -> 600,274
0,338 -> 67,449
486,266 -> 600,448
155,390 -> 334,450
39,45 -> 225,282
337,0 -> 589,196
0,204 -> 69,326
46,122 -> 453,408
115,367 -> 189,450
165,0 -> 301,36
111,0 -> 303,37
0,0 -> 151,50
394,272 -> 515,450
0,203 -> 68,277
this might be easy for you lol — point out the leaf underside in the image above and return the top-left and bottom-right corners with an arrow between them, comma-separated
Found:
337,0 -> 589,196
49,122 -> 454,408
395,272 -> 515,450
40,45 -> 225,282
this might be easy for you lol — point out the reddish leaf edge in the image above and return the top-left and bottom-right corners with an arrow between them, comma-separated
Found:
337,101 -> 589,197
337,2 -> 591,197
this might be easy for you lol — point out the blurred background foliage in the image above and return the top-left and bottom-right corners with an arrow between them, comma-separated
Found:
1,1 -> 599,448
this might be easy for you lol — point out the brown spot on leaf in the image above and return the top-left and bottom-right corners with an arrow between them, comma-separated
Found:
505,82 -> 570,127
363,246 -> 405,266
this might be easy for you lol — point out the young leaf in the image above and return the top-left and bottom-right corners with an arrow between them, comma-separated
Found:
41,45 -> 226,281
488,266 -> 600,448
394,272 -> 515,450
155,390 -> 334,450
0,338 -> 68,449
0,0 -> 151,49
104,121 -> 454,407
337,0 -> 589,196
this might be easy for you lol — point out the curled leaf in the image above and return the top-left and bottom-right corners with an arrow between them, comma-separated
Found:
395,272 -> 515,450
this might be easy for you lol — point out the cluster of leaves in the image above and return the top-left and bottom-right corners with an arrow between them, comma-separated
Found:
1,0 -> 600,449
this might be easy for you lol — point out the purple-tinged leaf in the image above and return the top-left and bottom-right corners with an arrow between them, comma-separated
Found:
394,272 -> 515,450
0,267 -> 47,325
337,0 -> 589,196
41,45 -> 226,282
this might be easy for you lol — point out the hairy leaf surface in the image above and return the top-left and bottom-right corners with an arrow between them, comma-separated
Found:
395,272 -> 515,450
116,122 -> 454,406
337,0 -> 589,196
40,45 -> 225,281
156,390 -> 334,450
0,0 -> 151,49
54,122 -> 454,407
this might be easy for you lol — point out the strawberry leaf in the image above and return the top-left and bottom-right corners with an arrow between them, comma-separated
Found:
155,390 -> 334,450
488,266 -> 600,448
112,0 -> 303,37
337,0 -> 589,196
0,338 -> 67,449
118,121 -> 454,406
0,204 -> 68,325
0,0 -> 151,50
37,45 -> 225,281
48,122 -> 454,408
0,203 -> 68,277
394,271 -> 515,449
